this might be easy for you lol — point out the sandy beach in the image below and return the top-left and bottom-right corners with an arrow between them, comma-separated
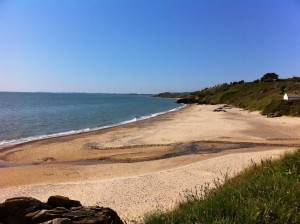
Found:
1,104 -> 300,221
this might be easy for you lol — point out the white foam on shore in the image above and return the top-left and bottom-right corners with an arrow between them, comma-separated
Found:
0,105 -> 186,149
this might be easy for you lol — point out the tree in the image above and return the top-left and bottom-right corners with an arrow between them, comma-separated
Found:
261,73 -> 279,82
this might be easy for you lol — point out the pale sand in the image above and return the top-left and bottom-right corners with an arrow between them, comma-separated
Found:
1,105 -> 300,221
0,149 -> 295,221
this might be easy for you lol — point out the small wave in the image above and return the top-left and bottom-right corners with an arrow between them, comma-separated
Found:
0,104 -> 186,149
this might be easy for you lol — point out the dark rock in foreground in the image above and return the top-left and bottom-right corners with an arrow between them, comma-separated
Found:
47,196 -> 81,209
0,196 -> 123,224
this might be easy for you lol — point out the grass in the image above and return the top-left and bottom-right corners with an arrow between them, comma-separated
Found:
144,150 -> 300,224
177,77 -> 300,117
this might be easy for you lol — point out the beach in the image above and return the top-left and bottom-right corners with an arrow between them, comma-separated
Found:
1,104 -> 300,221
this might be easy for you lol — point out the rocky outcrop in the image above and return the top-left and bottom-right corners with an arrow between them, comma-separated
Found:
0,196 -> 123,224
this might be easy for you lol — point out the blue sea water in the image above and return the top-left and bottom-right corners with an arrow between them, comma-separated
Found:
0,92 -> 182,148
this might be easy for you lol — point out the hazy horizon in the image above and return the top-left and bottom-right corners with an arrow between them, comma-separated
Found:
0,91 -> 155,94
1,0 -> 300,93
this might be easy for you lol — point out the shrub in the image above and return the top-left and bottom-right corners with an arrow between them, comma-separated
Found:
261,73 -> 279,82
177,76 -> 300,116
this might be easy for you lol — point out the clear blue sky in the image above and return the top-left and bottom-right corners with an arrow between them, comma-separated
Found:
1,0 -> 300,93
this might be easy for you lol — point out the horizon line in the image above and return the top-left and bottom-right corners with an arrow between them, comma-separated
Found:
0,90 -> 157,95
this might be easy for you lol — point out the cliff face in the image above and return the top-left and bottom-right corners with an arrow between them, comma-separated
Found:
176,77 -> 300,117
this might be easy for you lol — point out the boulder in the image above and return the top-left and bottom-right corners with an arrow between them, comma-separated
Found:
267,111 -> 282,118
0,196 -> 123,224
47,196 -> 81,209
0,197 -> 47,224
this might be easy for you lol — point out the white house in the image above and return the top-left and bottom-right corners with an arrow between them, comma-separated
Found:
283,93 -> 300,101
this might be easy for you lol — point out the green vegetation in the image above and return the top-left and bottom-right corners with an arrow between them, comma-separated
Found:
260,72 -> 279,82
177,74 -> 300,117
144,150 -> 300,224
153,92 -> 190,98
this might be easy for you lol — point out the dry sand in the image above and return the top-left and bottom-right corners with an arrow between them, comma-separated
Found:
1,104 -> 300,221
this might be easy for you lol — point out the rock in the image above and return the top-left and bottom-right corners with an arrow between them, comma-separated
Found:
0,197 -> 47,224
47,196 -> 81,209
72,207 -> 123,224
40,218 -> 73,224
52,218 -> 73,224
29,209 -> 67,223
0,204 -> 6,220
267,111 -> 282,118
0,196 -> 123,224
213,107 -> 227,112
3,197 -> 46,214
223,104 -> 232,109
29,206 -> 123,224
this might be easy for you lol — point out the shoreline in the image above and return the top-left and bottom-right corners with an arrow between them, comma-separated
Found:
0,104 -> 186,151
1,104 -> 300,221
2,104 -> 300,165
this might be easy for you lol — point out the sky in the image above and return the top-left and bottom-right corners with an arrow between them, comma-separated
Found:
0,0 -> 300,93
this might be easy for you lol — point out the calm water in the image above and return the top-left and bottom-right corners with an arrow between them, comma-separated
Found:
0,92 -> 181,147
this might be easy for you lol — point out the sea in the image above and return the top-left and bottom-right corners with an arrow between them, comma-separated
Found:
0,92 -> 183,148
